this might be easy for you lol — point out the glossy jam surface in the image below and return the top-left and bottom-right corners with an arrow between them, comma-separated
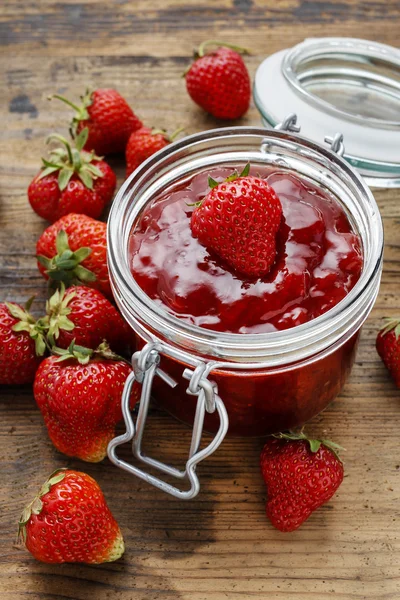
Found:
129,168 -> 362,334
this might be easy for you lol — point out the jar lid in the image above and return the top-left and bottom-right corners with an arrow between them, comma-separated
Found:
254,37 -> 400,188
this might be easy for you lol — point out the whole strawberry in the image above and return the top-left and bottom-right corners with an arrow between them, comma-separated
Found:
126,127 -> 183,177
43,283 -> 132,354
260,432 -> 344,532
34,342 -> 138,462
28,128 -> 116,223
185,40 -> 251,120
51,88 -> 142,155
191,165 -> 282,278
19,469 -> 124,563
36,213 -> 111,298
0,300 -> 46,385
376,318 -> 400,386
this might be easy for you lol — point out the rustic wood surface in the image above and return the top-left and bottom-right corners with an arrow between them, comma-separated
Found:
1,1 -> 400,599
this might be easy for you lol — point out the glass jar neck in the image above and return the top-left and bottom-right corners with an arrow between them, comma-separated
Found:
107,127 -> 383,368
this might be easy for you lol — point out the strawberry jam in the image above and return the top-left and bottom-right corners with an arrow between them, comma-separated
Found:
129,168 -> 362,333
128,167 -> 363,435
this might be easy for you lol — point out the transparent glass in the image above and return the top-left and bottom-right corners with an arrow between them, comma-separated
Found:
254,38 -> 400,187
107,128 -> 383,435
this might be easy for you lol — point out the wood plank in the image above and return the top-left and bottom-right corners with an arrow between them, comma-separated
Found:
1,0 -> 400,598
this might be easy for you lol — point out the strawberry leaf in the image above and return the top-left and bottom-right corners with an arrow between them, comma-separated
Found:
74,264 -> 97,282
74,247 -> 92,262
56,230 -> 70,255
38,166 -> 60,180
5,302 -> 29,322
208,176 -> 219,189
58,168 -> 74,191
85,163 -> 104,178
78,169 -> 93,190
308,439 -> 322,453
75,127 -> 89,152
239,162 -> 250,177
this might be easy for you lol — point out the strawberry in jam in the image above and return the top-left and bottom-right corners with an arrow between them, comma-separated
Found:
129,167 -> 362,334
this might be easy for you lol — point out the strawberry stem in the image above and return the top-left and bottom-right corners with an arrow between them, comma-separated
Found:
170,126 -> 185,141
48,94 -> 81,112
47,133 -> 74,164
197,40 -> 250,57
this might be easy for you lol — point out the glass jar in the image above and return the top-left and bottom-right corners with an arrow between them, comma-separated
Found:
107,127 -> 383,498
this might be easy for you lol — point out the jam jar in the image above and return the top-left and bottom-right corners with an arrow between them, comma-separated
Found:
107,126 -> 383,498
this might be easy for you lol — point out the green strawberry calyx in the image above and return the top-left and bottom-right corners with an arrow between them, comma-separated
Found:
188,163 -> 251,208
52,340 -> 127,365
18,469 -> 67,542
208,162 -> 250,190
37,229 -> 96,288
183,40 -> 250,77
37,127 -> 104,192
380,318 -> 400,338
5,298 -> 47,356
49,89 -> 94,134
42,282 -> 76,346
150,127 -> 184,142
273,431 -> 344,460
197,40 -> 250,58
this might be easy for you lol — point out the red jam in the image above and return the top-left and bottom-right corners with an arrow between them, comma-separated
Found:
129,168 -> 363,436
129,168 -> 362,334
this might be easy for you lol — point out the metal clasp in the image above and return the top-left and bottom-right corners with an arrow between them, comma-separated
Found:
324,132 -> 345,157
107,342 -> 229,499
274,113 -> 301,133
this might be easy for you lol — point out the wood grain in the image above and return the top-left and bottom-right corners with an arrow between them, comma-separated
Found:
1,1 -> 400,598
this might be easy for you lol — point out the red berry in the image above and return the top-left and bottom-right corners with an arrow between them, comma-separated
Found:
44,284 -> 132,354
52,89 -> 142,155
126,127 -> 170,177
34,346 -> 138,462
376,319 -> 400,387
191,169 -> 282,278
28,159 -> 116,223
36,213 -> 111,298
0,302 -> 45,385
185,42 -> 251,120
19,469 -> 124,563
260,434 -> 344,532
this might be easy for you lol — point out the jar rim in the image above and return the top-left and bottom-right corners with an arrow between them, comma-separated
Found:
282,37 -> 400,131
253,37 -> 400,187
107,127 -> 383,366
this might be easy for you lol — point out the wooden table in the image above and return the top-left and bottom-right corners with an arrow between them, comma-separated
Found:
1,1 -> 400,598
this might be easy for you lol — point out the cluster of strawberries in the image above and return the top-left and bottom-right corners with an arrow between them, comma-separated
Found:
2,40 -> 398,567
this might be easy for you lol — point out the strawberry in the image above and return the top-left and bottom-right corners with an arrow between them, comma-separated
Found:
0,300 -> 46,385
191,165 -> 282,278
28,128 -> 116,223
43,283 -> 132,354
36,213 -> 111,298
51,88 -> 142,155
34,342 -> 138,462
376,318 -> 400,386
126,127 -> 183,177
19,469 -> 124,563
260,432 -> 344,532
185,40 -> 251,120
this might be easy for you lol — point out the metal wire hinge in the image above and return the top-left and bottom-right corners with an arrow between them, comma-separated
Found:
274,113 -> 301,133
324,132 -> 345,156
107,342 -> 229,499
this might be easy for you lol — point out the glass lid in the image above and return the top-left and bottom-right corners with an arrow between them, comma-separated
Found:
254,37 -> 400,188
